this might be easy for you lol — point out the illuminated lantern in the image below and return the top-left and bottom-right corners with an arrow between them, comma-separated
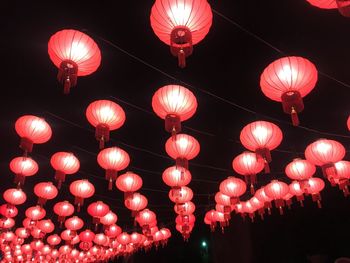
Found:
48,29 -> 101,94
0,204 -> 18,218
9,156 -> 38,186
305,139 -> 345,177
65,216 -> 84,237
289,181 -> 305,206
117,233 -> 130,247
130,232 -> 143,247
86,100 -> 126,149
204,210 -> 216,231
242,201 -> 257,221
116,172 -> 143,199
15,115 -> 52,155
165,133 -> 200,169
332,161 -> 350,196
174,201 -> 196,215
285,158 -> 316,183
53,201 -> 74,226
3,188 -> 27,206
260,56 -> 318,125
23,217 -> 36,229
264,180 -> 290,215
104,224 -> 122,238
162,166 -> 192,188
31,240 -> 44,251
136,209 -> 157,235
25,206 -> 46,221
304,177 -> 325,208
168,186 -> 193,203
47,234 -> 61,246
219,177 -> 247,204
255,188 -> 272,215
100,211 -> 118,226
37,219 -> 55,234
69,179 -> 95,211
240,121 -> 283,172
306,0 -> 337,8
50,152 -> 80,189
124,193 -> 148,216
232,152 -> 264,193
34,182 -> 58,205
152,85 -> 197,134
79,230 -> 95,251
16,228 -> 30,239
94,233 -> 108,246
0,218 -> 15,229
250,197 -> 265,219
87,201 -> 110,226
150,0 -> 213,67
97,147 -> 130,190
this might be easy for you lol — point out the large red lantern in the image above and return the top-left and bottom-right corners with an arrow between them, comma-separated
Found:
304,177 -> 325,208
79,230 -> 95,250
37,220 -> 55,234
3,188 -> 27,206
116,172 -> 143,199
65,216 -> 84,233
174,201 -> 196,216
53,201 -> 74,226
100,211 -> 118,226
117,233 -> 130,246
219,177 -> 247,204
0,218 -> 15,229
260,56 -> 318,126
232,152 -> 264,194
168,186 -> 193,203
9,156 -> 38,186
150,0 -> 213,68
47,234 -> 61,246
240,121 -> 283,172
0,205 -> 18,218
204,210 -> 217,232
87,201 -> 110,225
97,147 -> 130,190
152,85 -> 197,134
69,180 -> 95,211
124,193 -> 148,215
15,115 -> 52,155
289,181 -> 305,206
48,29 -> 101,94
136,209 -> 157,235
86,100 -> 126,149
104,224 -> 122,238
285,158 -> 316,182
25,206 -> 46,221
165,133 -> 200,169
306,0 -> 337,8
305,139 -> 345,177
332,161 -> 350,196
215,192 -> 231,207
34,182 -> 58,205
50,152 -> 80,189
162,166 -> 192,188
264,180 -> 290,215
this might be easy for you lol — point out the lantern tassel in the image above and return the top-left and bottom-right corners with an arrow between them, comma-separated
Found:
178,49 -> 186,68
250,184 -> 255,195
64,77 -> 71,94
291,107 -> 299,126
264,159 -> 270,174
108,178 -> 113,191
99,137 -> 105,149
279,206 -> 284,215
317,200 -> 322,208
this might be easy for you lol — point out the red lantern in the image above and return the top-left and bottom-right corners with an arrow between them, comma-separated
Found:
250,197 -> 265,219
215,192 -> 232,207
240,121 -> 283,172
15,115 -> 52,155
47,234 -> 61,246
97,147 -> 130,190
31,240 -> 44,251
204,210 -> 216,231
34,182 -> 58,205
37,219 -> 55,234
136,209 -> 157,235
260,56 -> 318,125
162,166 -> 192,188
3,188 -> 27,206
25,206 -> 46,221
69,180 -> 95,211
79,230 -> 95,243
150,0 -> 213,67
289,181 -> 305,206
213,211 -> 227,231
219,177 -> 247,204
116,172 -> 143,199
174,201 -> 196,215
65,216 -> 84,234
306,0 -> 337,8
304,177 -> 325,208
130,232 -> 143,246
0,218 -> 15,229
100,211 -> 118,226
94,233 -> 108,246
124,193 -> 148,215
242,201 -> 257,221
48,29 -> 101,94
152,85 -> 197,134
232,152 -> 264,194
168,186 -> 193,203
305,139 -> 345,177
332,161 -> 350,196
9,156 -> 38,186
87,201 -> 110,226
16,228 -> 29,239
264,180 -> 289,215
53,201 -> 74,226
285,158 -> 316,182
0,205 -> 18,218
50,152 -> 80,189
86,100 -> 126,149
104,224 -> 122,238
117,233 -> 130,246
165,133 -> 200,169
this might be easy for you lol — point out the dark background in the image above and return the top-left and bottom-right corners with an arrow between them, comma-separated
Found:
3,1 -> 350,262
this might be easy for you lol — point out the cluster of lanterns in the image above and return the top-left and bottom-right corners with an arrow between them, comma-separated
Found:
152,84 -> 200,240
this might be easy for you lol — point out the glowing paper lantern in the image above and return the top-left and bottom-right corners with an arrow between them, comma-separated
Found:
86,100 -> 126,149
260,56 -> 318,125
47,234 -> 61,246
304,177 -> 325,208
162,166 -> 192,188
69,180 -> 95,211
100,211 -> 118,226
37,220 -> 55,234
53,201 -> 75,226
34,182 -> 58,205
25,206 -> 46,221
305,139 -> 345,177
285,158 -> 316,182
165,133 -> 200,169
240,121 -> 283,172
65,216 -> 84,234
50,152 -> 80,189
116,172 -> 143,199
0,205 -> 18,218
124,193 -> 148,216
136,209 -> 157,235
97,147 -> 130,190
9,156 -> 38,186
150,0 -> 213,67
15,115 -> 52,155
264,180 -> 289,215
332,161 -> 350,196
168,186 -> 193,203
174,201 -> 196,215
48,29 -> 101,94
3,188 -> 27,206
232,152 -> 264,193
152,85 -> 197,134
306,0 -> 337,8
289,181 -> 305,206
204,210 -> 217,232
87,201 -> 110,225
219,177 -> 247,204
104,224 -> 122,238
